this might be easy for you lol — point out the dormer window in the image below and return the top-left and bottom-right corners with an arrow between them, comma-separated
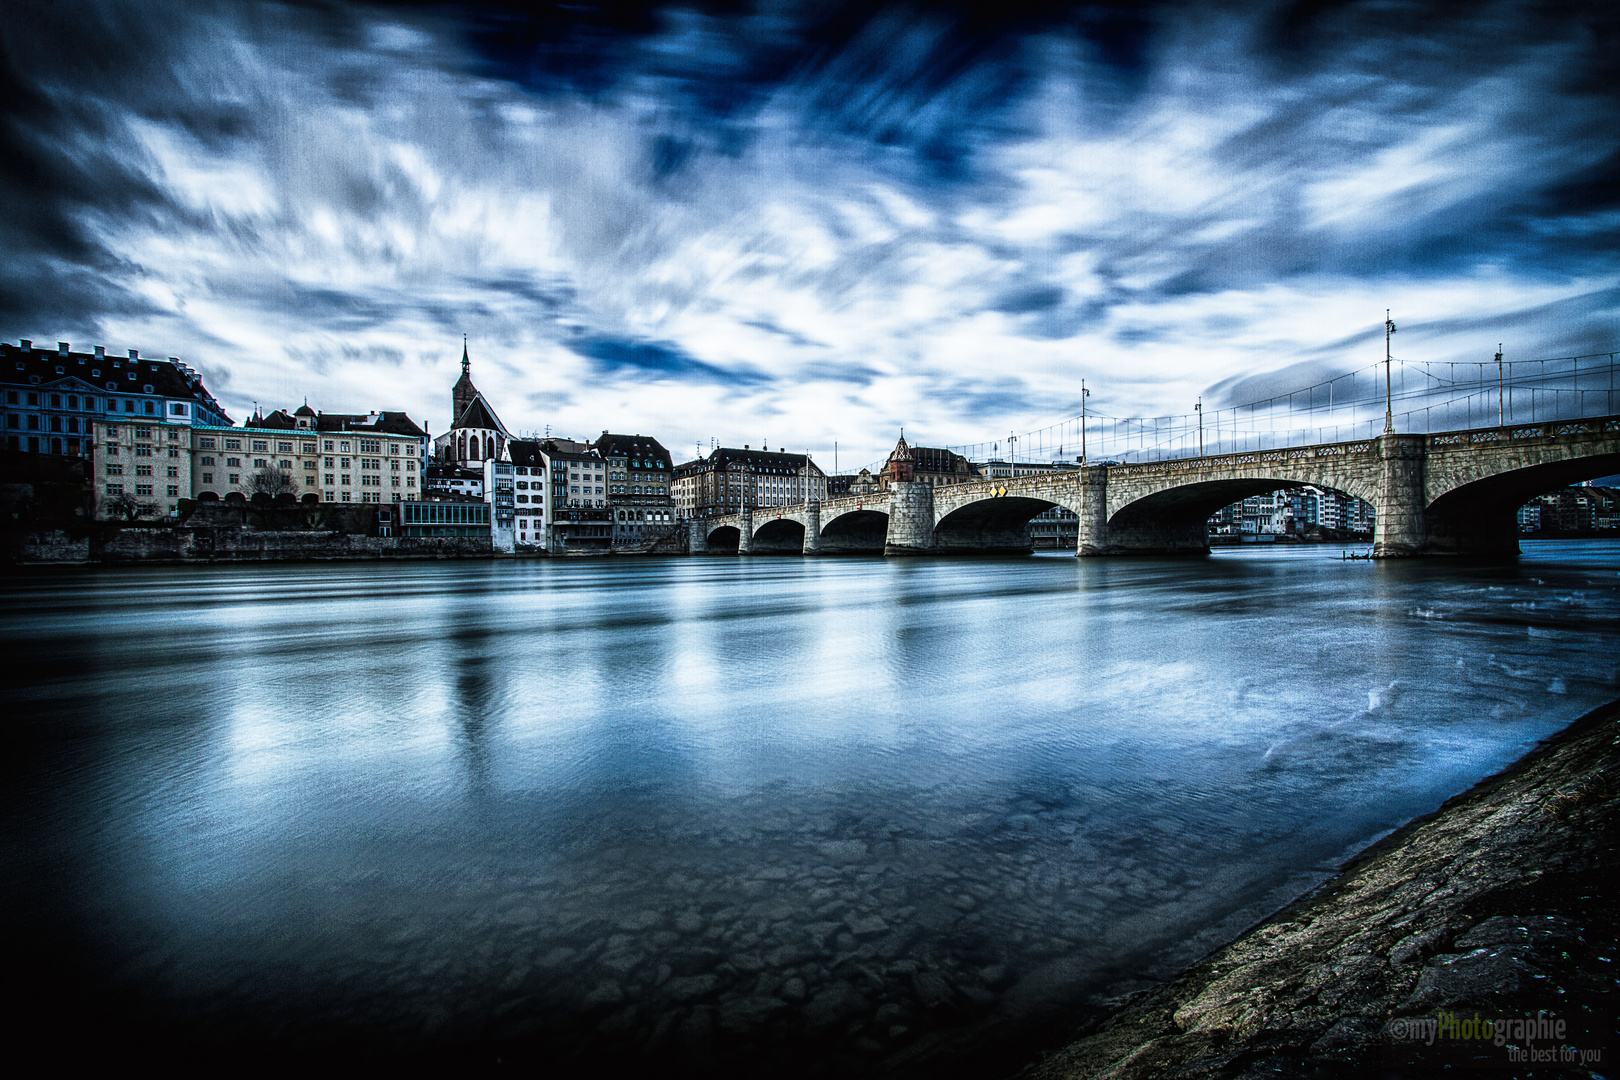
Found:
55,366 -> 64,374
142,385 -> 153,394
91,369 -> 99,377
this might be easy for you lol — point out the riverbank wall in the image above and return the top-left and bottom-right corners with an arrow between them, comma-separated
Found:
1027,696 -> 1618,1079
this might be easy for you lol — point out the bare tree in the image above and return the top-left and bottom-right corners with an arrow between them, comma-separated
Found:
103,493 -> 159,521
240,466 -> 299,498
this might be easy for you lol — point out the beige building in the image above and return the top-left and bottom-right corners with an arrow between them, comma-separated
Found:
194,406 -> 428,505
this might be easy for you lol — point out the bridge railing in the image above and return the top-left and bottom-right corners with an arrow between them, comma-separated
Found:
938,350 -> 1620,467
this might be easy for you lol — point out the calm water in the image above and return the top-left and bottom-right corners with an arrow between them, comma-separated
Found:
4,542 -> 1619,1073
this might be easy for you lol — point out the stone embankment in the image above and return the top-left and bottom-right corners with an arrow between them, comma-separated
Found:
1027,698 -> 1618,1079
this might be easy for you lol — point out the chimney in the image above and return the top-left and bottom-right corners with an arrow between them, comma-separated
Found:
94,346 -> 104,359
128,349 -> 138,359
58,342 -> 69,356
19,339 -> 30,352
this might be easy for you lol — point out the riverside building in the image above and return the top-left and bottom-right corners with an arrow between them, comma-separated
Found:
672,446 -> 827,520
594,432 -> 676,545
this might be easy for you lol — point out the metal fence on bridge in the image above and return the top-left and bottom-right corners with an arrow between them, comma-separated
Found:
934,351 -> 1619,467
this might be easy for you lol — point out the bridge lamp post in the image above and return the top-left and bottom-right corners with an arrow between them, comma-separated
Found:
1496,345 -> 1505,427
1196,398 -> 1203,458
1384,311 -> 1397,435
1080,381 -> 1090,465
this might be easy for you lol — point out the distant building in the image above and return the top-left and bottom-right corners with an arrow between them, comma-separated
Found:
1525,486 -> 1616,533
225,406 -> 428,506
672,446 -> 827,520
1206,485 -> 1373,539
975,458 -> 1076,480
3,340 -> 231,466
506,440 -> 548,550
594,432 -> 677,545
879,434 -> 978,488
432,342 -> 510,470
425,464 -> 483,500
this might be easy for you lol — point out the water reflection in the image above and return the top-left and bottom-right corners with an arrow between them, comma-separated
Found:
3,542 -> 1617,1074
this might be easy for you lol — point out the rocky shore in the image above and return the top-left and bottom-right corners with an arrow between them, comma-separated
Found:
1026,696 -> 1619,1079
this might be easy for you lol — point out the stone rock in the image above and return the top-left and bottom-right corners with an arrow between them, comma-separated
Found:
818,840 -> 868,863
582,979 -> 624,1009
803,981 -> 870,1033
717,995 -> 788,1033
1453,915 -> 1578,951
912,970 -> 955,1010
1403,945 -> 1543,1009
665,974 -> 719,1003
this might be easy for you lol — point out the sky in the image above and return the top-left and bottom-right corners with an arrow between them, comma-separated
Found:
2,0 -> 1617,469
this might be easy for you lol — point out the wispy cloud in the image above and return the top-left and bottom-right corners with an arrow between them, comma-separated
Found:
0,1 -> 1614,466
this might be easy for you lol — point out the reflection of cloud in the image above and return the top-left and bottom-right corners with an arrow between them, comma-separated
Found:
0,1 -> 1614,467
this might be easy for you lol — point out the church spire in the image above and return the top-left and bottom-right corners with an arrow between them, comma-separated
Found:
452,335 -> 478,426
461,334 -> 469,375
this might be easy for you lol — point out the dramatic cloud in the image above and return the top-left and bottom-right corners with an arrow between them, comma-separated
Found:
2,0 -> 1616,467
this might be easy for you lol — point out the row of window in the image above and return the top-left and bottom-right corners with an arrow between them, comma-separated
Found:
8,389 -> 181,416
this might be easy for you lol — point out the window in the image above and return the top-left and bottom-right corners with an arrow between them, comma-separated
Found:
391,460 -> 400,471
135,446 -> 151,457
135,484 -> 152,496
360,439 -> 379,453
324,457 -> 334,467
251,440 -> 268,452
339,441 -> 350,452
253,458 -> 267,469
224,438 -> 241,450
170,403 -> 186,416
228,473 -> 239,485
341,475 -> 350,485
276,442 -> 292,453
324,474 -> 335,485
135,465 -> 152,477
166,485 -> 179,497
278,459 -> 291,469
198,438 -> 215,450
226,456 -> 240,467
50,394 -> 61,408
106,483 -> 123,495
323,440 -> 334,452
3,391 -> 13,404
26,416 -> 39,430
166,467 -> 178,478
201,456 -> 215,466
144,401 -> 155,414
340,457 -> 350,468
105,463 -> 123,475
202,473 -> 213,484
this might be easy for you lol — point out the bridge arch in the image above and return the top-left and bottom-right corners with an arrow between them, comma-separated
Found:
753,517 -> 806,553
705,524 -> 741,554
819,508 -> 888,553
932,495 -> 1068,554
1107,477 -> 1377,555
1425,451 -> 1620,555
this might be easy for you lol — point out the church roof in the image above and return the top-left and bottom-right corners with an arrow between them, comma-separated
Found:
450,393 -> 506,433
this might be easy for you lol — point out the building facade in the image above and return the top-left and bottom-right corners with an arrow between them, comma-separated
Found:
878,435 -> 979,488
4,340 -> 231,464
672,446 -> 827,520
432,343 -> 510,470
594,432 -> 676,544
174,406 -> 426,509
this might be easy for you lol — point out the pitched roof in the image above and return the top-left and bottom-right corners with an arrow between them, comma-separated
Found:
593,432 -> 672,462
450,393 -> 506,434
0,341 -> 232,422
317,411 -> 428,438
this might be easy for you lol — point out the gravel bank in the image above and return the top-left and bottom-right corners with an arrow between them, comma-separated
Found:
1026,697 -> 1619,1079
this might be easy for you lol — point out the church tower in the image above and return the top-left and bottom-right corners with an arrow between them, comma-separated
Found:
452,336 -> 477,425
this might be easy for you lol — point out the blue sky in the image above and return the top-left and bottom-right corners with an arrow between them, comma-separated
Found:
2,1 -> 1616,467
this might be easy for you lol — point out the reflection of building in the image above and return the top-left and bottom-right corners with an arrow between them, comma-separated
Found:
671,446 -> 827,519
594,432 -> 676,544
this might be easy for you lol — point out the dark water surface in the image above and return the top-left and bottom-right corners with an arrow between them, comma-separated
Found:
4,542 -> 1618,1073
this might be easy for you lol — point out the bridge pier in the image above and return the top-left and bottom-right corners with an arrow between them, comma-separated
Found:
885,482 -> 936,555
738,507 -> 753,555
1076,466 -> 1110,556
1373,434 -> 1426,558
803,500 -> 822,555
688,521 -> 708,554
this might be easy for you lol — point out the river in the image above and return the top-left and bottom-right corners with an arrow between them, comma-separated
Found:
3,541 -> 1617,1073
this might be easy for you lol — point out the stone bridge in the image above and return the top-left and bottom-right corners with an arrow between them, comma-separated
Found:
689,416 -> 1620,558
